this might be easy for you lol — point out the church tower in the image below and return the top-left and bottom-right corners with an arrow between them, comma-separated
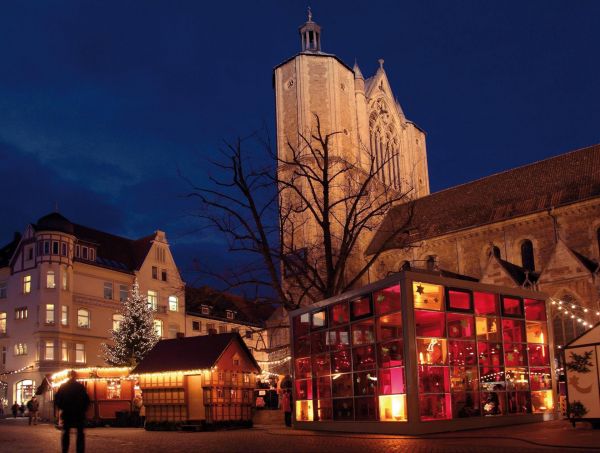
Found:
273,11 -> 430,198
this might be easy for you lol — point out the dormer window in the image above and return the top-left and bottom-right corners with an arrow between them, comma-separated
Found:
201,305 -> 210,315
226,310 -> 234,320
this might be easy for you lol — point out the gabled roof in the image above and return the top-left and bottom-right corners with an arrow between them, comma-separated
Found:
368,144 -> 600,254
132,333 -> 261,374
496,258 -> 539,287
570,248 -> 599,274
564,321 -> 600,348
0,232 -> 21,268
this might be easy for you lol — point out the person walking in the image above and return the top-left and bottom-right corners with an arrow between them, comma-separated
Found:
55,370 -> 90,453
27,396 -> 39,425
11,402 -> 19,418
281,389 -> 292,427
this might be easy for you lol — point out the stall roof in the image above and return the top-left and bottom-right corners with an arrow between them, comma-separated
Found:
564,321 -> 600,348
133,333 -> 261,374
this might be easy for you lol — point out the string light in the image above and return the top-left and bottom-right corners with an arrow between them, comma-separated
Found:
0,365 -> 34,376
549,297 -> 598,332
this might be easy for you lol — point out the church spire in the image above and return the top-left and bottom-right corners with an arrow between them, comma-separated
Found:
299,7 -> 322,52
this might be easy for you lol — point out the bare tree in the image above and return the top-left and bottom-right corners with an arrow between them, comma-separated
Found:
186,115 -> 415,311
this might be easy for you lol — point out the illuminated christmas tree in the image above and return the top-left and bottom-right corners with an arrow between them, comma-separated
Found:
102,279 -> 160,366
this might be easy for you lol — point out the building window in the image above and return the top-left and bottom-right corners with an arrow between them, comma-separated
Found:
89,248 -> 95,261
23,275 -> 31,294
112,314 -> 124,331
104,282 -> 113,300
61,242 -> 67,256
153,319 -> 163,337
152,266 -> 158,279
61,306 -> 68,326
0,312 -> 6,334
521,239 -> 535,271
45,304 -> 55,325
46,270 -> 56,289
75,244 -> 80,258
219,325 -> 227,334
62,271 -> 68,290
52,241 -> 59,254
45,340 -> 55,361
77,309 -> 90,328
201,305 -> 209,315
61,342 -> 69,361
226,310 -> 234,320
119,285 -> 129,302
207,323 -> 215,334
0,281 -> 6,298
15,307 -> 28,320
82,246 -> 88,260
148,290 -> 158,310
161,270 -> 167,281
44,241 -> 50,255
14,343 -> 27,356
245,330 -> 252,339
168,296 -> 178,312
75,343 -> 85,363
192,321 -> 200,331
27,247 -> 34,260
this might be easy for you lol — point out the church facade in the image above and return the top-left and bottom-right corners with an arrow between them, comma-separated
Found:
274,12 -> 600,356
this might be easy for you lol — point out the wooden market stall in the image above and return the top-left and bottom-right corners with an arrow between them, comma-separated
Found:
133,333 -> 260,426
564,321 -> 600,428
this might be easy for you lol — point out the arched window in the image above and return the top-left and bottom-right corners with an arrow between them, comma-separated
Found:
521,240 -> 535,271
77,308 -> 90,328
15,379 -> 35,404
154,319 -> 163,338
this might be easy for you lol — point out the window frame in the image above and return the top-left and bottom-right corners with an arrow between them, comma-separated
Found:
103,282 -> 113,300
77,308 -> 90,329
445,287 -> 474,313
45,303 -> 55,325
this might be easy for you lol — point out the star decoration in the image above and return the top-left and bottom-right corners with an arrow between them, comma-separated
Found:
416,285 -> 425,295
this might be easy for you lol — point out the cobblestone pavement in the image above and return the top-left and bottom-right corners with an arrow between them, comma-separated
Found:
0,418 -> 598,452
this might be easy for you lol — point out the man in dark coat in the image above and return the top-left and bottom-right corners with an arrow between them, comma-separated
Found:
55,371 -> 90,453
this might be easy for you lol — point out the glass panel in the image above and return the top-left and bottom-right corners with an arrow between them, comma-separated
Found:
476,317 -> 501,342
530,390 -> 554,413
351,296 -> 372,320
329,302 -> 349,326
331,373 -> 353,398
351,320 -> 375,345
378,340 -> 404,368
474,292 -> 499,315
418,366 -> 450,393
315,377 -> 331,400
294,336 -> 310,357
505,368 -> 529,391
502,296 -> 523,317
450,367 -> 479,392
328,326 -> 350,351
354,397 -> 377,420
482,391 -> 506,416
502,319 -> 526,343
529,368 -> 552,391
417,338 -> 448,365
480,367 -> 505,391
332,398 -> 354,420
447,289 -> 472,311
447,313 -> 475,339
504,343 -> 528,366
354,372 -> 377,396
413,282 -> 444,311
415,310 -> 445,337
379,394 -> 407,421
311,331 -> 328,354
448,340 -> 477,366
312,310 -> 327,329
378,367 -> 405,395
526,322 -> 548,344
295,358 -> 311,378
317,399 -> 332,420
373,285 -> 401,315
294,313 -> 311,337
312,354 -> 330,376
352,345 -> 377,371
331,349 -> 352,373
295,379 -> 313,400
295,400 -> 314,421
524,299 -> 546,321
377,312 -> 403,342
506,391 -> 532,414
528,344 -> 550,366
477,342 -> 503,367
419,394 -> 451,420
452,392 -> 480,417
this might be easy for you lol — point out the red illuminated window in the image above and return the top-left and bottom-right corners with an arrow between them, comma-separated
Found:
447,289 -> 473,312
312,354 -> 330,376
419,394 -> 451,421
378,367 -> 405,394
447,313 -> 475,338
502,296 -> 524,317
474,292 -> 499,315
477,342 -> 504,367
528,344 -> 550,366
311,331 -> 328,354
415,310 -> 445,337
351,296 -> 372,319
328,326 -> 350,351
295,357 -> 311,378
316,376 -> 332,399
502,319 -> 526,343
504,343 -> 528,366
481,391 -> 506,416
378,340 -> 404,368
352,345 -> 376,371
448,340 -> 477,366
450,366 -> 479,392
329,302 -> 349,325
529,368 -> 551,391
351,320 -> 375,345
295,379 -> 313,400
418,366 -> 450,393
331,349 -> 352,373
373,285 -> 401,315
524,299 -> 546,321
377,312 -> 402,342
294,313 -> 311,336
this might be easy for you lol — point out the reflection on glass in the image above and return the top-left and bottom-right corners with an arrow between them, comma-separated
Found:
379,394 -> 407,421
330,302 -> 349,325
374,285 -> 401,315
328,327 -> 350,351
529,368 -> 552,391
352,320 -> 375,345
378,340 -> 404,368
312,354 -> 330,376
413,282 -> 444,311
506,391 -> 531,414
531,390 -> 554,413
295,379 -> 313,400
478,342 -> 503,367
482,391 -> 506,416
418,366 -> 450,393
353,345 -> 376,371
331,349 -> 352,373
505,368 -> 529,391
528,344 -> 550,366
331,373 -> 353,397
351,296 -> 372,319
419,394 -> 451,420
447,313 -> 475,338
450,367 -> 478,392
355,397 -> 377,420
480,367 -> 505,392
333,398 -> 354,420
504,343 -> 527,366
316,376 -> 331,399
452,392 -> 480,418
377,313 -> 403,342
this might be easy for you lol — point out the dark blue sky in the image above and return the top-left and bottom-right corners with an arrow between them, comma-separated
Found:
1,1 -> 599,288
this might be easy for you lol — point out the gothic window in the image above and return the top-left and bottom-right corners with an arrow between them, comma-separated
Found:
487,245 -> 501,259
368,99 -> 401,190
520,240 -> 535,271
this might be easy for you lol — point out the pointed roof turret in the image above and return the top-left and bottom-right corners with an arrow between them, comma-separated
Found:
299,7 -> 322,53
353,60 -> 364,80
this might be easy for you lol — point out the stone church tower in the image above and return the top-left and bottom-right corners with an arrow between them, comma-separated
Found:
273,12 -> 430,198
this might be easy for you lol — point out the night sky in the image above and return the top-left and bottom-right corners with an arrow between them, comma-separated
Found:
1,1 -> 599,289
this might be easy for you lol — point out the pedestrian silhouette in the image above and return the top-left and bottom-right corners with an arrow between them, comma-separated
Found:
55,370 -> 90,453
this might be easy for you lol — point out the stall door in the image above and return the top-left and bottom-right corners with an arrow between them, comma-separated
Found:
186,375 -> 205,421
